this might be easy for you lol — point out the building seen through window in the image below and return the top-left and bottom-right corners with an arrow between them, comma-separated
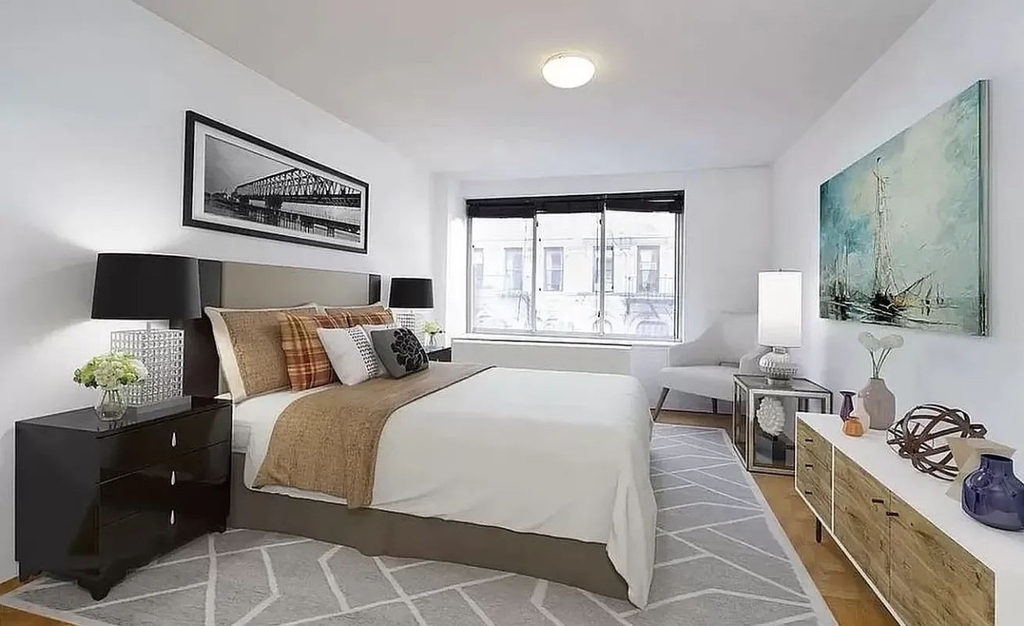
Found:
468,192 -> 681,339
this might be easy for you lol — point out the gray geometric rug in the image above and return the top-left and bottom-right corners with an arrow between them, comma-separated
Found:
1,424 -> 835,626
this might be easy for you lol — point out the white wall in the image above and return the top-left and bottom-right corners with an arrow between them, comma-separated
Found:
430,174 -> 468,338
445,168 -> 772,410
0,0 -> 433,580
772,0 -> 1024,451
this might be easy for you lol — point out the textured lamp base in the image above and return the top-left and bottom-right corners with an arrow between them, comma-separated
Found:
759,347 -> 799,385
110,328 -> 184,406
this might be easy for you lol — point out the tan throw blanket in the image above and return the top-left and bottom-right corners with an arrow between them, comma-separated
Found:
253,363 -> 493,508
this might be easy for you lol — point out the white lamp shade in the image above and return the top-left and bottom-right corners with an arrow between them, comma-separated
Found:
758,271 -> 802,347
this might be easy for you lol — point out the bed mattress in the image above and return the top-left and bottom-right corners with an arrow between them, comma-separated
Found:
231,366 -> 657,607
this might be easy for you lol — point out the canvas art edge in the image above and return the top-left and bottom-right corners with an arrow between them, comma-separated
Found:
817,79 -> 990,337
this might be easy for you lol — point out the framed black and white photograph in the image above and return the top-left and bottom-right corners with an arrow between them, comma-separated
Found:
183,111 -> 369,253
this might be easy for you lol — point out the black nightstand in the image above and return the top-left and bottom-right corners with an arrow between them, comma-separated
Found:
426,346 -> 452,362
15,396 -> 231,600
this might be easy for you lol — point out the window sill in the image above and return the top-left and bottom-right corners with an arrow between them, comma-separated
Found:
454,333 -> 678,348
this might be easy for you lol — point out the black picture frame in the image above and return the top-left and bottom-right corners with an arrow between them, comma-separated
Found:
182,110 -> 369,254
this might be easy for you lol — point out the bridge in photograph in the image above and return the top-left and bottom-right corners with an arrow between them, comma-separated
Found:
234,168 -> 363,207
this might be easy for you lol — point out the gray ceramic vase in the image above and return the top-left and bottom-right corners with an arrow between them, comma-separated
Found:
860,378 -> 896,430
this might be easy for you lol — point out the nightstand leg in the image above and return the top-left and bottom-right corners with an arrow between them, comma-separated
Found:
18,567 -> 40,583
815,519 -> 823,544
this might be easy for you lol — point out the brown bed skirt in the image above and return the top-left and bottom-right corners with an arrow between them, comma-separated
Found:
228,453 -> 629,601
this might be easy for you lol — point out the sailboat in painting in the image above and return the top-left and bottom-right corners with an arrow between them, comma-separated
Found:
819,81 -> 989,336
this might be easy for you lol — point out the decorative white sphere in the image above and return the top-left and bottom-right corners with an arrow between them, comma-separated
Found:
756,397 -> 787,437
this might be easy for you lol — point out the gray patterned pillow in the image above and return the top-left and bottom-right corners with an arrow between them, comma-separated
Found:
370,328 -> 429,378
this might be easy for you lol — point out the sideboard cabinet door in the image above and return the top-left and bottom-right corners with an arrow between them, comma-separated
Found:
833,450 -> 891,600
888,494 -> 994,626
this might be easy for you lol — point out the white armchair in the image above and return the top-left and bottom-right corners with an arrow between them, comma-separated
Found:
654,312 -> 767,420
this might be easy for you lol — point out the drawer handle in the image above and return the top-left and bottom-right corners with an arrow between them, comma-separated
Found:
871,498 -> 884,504
803,438 -> 813,443
804,463 -> 814,469
170,471 -> 176,486
170,510 -> 176,525
171,432 -> 177,448
886,511 -> 900,517
804,490 -> 813,496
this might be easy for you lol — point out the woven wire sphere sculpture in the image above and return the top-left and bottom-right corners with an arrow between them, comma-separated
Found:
886,404 -> 987,481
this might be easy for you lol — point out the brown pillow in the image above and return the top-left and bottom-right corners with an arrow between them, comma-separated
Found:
206,305 -> 319,402
323,304 -> 395,327
279,313 -> 349,391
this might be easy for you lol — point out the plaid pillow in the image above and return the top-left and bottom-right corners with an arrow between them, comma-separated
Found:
323,304 -> 395,327
279,313 -> 349,391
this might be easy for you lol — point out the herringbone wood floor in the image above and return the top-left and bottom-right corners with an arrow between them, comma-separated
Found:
0,410 -> 895,626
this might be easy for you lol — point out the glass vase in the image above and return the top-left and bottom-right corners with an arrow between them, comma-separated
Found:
839,390 -> 856,421
962,454 -> 1024,531
95,387 -> 128,421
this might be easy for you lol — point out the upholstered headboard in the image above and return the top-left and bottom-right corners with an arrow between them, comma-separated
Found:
177,259 -> 381,397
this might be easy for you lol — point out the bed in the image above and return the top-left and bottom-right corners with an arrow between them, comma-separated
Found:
181,260 -> 658,607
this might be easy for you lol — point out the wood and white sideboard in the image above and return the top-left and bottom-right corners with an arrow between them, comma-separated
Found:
795,413 -> 1024,626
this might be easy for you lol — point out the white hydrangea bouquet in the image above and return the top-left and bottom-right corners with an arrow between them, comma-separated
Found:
74,351 -> 147,420
422,320 -> 444,348
857,331 -> 904,378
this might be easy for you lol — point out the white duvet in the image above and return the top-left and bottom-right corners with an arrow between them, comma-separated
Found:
236,366 -> 657,607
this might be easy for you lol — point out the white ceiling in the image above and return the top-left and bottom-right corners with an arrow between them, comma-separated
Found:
134,0 -> 934,180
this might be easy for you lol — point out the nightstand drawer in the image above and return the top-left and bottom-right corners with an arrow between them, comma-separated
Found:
426,347 -> 451,362
99,441 -> 231,527
99,406 -> 231,481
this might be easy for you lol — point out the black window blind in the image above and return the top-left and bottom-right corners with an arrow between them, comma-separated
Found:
466,190 -> 683,219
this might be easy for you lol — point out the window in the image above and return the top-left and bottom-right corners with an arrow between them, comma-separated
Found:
543,247 -> 564,292
470,217 -> 533,332
472,248 -> 484,289
504,247 -> 524,293
593,246 -> 614,292
467,191 -> 682,340
637,245 -> 660,294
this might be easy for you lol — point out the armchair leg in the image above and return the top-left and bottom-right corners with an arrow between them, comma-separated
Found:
712,398 -> 719,415
653,388 -> 670,422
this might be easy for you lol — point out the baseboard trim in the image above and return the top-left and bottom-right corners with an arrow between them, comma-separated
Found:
0,576 -> 22,595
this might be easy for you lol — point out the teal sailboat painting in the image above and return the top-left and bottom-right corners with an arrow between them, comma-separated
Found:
819,81 -> 989,336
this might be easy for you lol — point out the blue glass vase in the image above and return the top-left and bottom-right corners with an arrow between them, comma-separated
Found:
839,391 -> 856,421
961,454 -> 1024,531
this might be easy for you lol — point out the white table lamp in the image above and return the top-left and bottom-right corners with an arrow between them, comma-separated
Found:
758,270 -> 802,383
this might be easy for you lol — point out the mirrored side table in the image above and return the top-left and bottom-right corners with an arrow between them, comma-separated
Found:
732,375 -> 832,475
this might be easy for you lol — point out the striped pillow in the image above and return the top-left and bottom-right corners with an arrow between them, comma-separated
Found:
323,304 -> 395,327
279,313 -> 350,391
317,326 -> 386,385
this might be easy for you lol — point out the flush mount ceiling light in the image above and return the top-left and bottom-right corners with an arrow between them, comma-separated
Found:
542,53 -> 596,89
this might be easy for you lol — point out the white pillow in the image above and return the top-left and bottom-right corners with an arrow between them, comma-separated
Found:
317,326 -> 385,385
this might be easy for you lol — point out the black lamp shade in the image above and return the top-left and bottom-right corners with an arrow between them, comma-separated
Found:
388,277 -> 434,309
91,253 -> 202,320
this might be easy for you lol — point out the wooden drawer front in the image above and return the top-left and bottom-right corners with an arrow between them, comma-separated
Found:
889,494 -> 994,626
797,419 -> 832,469
99,441 -> 230,527
796,465 -> 832,527
834,451 -> 891,600
99,407 -> 231,481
